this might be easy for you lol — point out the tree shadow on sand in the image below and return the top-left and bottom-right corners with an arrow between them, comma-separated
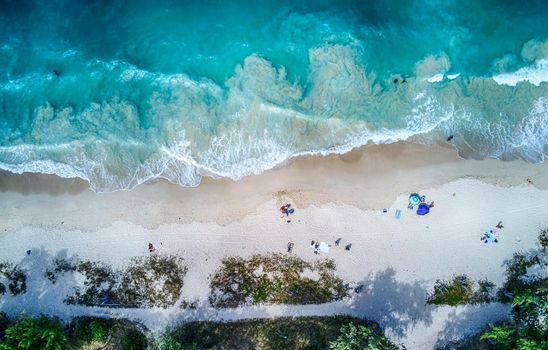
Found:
433,303 -> 511,349
350,267 -> 434,338
0,247 -> 79,317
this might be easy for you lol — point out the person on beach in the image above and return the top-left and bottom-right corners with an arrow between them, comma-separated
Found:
280,204 -> 291,215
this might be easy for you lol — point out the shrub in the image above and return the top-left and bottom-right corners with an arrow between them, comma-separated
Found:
0,312 -> 9,339
209,254 -> 348,308
72,317 -> 113,344
427,275 -> 474,306
0,315 -> 67,350
539,229 -> 548,252
6,270 -> 26,296
90,319 -> 111,342
119,255 -> 187,308
162,316 -> 377,350
480,283 -> 548,349
120,329 -> 147,350
62,255 -> 187,308
497,253 -> 541,303
45,259 -> 77,284
469,279 -> 496,304
0,263 -> 27,297
329,323 -> 400,350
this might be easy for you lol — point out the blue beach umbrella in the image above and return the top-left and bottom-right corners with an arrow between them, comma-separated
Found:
409,193 -> 421,206
416,203 -> 430,215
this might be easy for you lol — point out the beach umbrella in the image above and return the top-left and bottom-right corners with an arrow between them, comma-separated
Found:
409,193 -> 421,206
416,203 -> 430,215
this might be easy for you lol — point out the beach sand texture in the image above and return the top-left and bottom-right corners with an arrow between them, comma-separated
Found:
0,142 -> 547,349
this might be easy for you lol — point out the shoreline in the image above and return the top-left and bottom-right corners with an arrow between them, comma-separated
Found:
1,141 -> 547,232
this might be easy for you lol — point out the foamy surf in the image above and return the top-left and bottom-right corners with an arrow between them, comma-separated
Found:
493,59 -> 548,86
1,1 -> 548,191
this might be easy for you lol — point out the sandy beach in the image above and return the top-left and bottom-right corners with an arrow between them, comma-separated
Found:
1,142 -> 547,349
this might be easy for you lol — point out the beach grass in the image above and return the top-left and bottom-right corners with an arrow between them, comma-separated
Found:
208,254 -> 348,308
426,275 -> 499,306
426,275 -> 475,306
48,255 -> 187,308
0,262 -> 26,297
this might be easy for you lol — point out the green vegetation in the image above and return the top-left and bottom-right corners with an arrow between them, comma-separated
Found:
209,254 -> 348,308
47,255 -> 187,308
69,317 -> 148,350
426,275 -> 474,306
122,254 -> 187,308
330,323 -> 400,350
497,252 -> 542,303
0,315 -> 398,350
539,229 -> 548,252
0,263 -> 27,297
439,230 -> 548,349
470,279 -> 497,304
0,315 -> 67,350
45,258 -> 78,284
71,317 -> 114,344
159,316 -> 398,350
0,315 -> 148,350
430,228 -> 548,309
480,282 -> 547,350
0,313 -> 10,341
427,275 -> 498,306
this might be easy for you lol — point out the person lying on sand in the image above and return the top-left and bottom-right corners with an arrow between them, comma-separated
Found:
280,204 -> 291,214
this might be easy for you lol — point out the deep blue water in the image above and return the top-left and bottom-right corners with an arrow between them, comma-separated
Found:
1,0 -> 547,191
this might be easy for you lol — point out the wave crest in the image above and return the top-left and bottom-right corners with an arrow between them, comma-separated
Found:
1,44 -> 548,191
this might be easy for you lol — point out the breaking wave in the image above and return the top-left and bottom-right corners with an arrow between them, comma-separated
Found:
1,1 -> 548,191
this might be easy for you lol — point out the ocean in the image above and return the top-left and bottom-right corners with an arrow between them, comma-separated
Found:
0,0 -> 547,191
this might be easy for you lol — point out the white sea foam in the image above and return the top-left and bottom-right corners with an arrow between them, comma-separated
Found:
426,73 -> 444,83
1,44 -> 548,192
492,59 -> 548,86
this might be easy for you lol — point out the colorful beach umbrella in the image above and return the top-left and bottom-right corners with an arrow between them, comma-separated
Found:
409,193 -> 421,206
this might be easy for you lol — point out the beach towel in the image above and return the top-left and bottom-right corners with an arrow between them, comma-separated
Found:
417,204 -> 430,215
319,242 -> 331,253
482,229 -> 499,243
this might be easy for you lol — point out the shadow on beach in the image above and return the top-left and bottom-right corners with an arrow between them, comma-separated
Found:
433,303 -> 511,349
0,247 -> 79,317
350,267 -> 435,338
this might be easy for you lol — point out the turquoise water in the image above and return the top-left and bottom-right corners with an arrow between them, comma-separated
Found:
1,0 -> 547,191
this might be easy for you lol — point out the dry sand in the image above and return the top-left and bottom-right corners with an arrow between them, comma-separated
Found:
0,142 -> 547,349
